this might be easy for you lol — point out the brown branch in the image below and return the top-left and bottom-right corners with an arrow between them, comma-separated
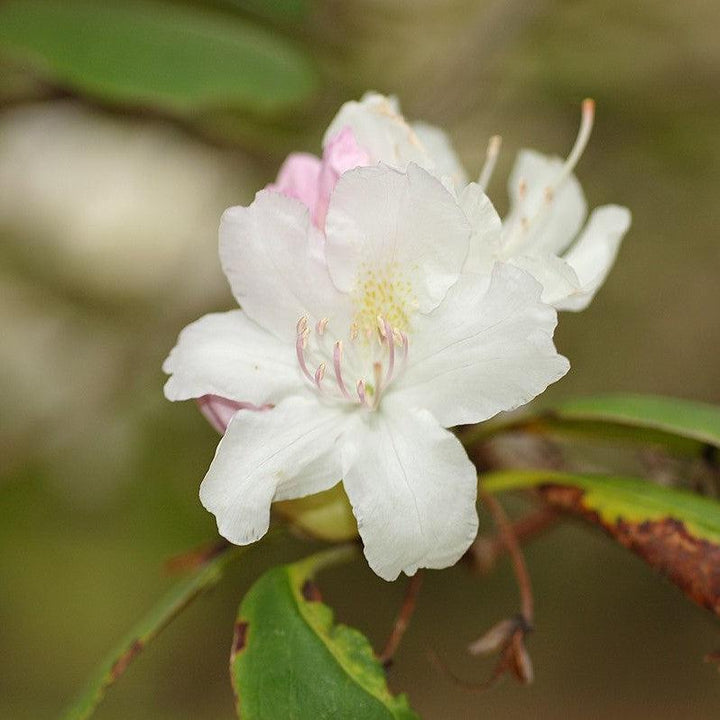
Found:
379,571 -> 424,667
469,506 -> 559,574
480,490 -> 534,624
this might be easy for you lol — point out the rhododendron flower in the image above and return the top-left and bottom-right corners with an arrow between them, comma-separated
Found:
164,162 -> 569,580
279,92 -> 630,311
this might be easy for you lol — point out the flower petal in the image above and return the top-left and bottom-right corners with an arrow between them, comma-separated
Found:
341,406 -> 479,581
412,121 -> 468,188
557,205 -> 631,312
323,92 -> 430,170
503,149 -> 587,256
509,253 -> 581,308
200,395 -> 347,545
219,191 -> 351,339
325,163 -> 471,315
163,310 -> 300,405
459,181 -> 503,274
316,127 -> 370,228
391,263 -> 569,427
267,152 -> 322,217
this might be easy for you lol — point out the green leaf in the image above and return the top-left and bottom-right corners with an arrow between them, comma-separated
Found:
483,470 -> 720,616
0,0 -> 317,115
463,394 -> 720,454
231,546 -> 419,720
554,394 -> 720,448
63,543 -> 244,720
211,0 -> 309,22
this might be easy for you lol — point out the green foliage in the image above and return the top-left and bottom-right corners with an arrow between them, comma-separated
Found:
555,394 -> 720,448
483,470 -> 720,543
62,544 -> 244,720
0,0 -> 317,115
482,469 -> 720,616
231,546 -> 419,720
465,394 -> 720,455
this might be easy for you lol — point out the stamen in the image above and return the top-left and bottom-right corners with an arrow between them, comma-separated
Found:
356,379 -> 368,406
400,331 -> 409,366
314,363 -> 326,389
477,135 -> 502,192
557,98 -> 595,186
333,341 -> 352,400
376,315 -> 387,341
316,317 -> 328,336
295,331 -> 313,382
382,318 -> 395,384
296,316 -> 308,335
372,361 -> 383,408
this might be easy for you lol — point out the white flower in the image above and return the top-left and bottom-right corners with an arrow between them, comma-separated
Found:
164,162 -> 569,581
323,93 -> 631,311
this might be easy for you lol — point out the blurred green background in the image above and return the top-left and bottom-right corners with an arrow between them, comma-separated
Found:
2,0 -> 719,717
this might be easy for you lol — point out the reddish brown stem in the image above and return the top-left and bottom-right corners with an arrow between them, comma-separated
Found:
380,571 -> 424,666
470,506 -> 559,574
479,490 -> 534,624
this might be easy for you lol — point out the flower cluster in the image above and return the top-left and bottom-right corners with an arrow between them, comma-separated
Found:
164,93 -> 630,580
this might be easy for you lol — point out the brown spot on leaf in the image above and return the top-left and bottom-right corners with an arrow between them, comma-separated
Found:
110,639 -> 144,680
231,621 -> 248,659
301,579 -> 323,602
539,484 -> 720,617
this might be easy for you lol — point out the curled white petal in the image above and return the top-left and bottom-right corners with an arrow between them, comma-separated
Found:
200,396 -> 347,545
341,406 -> 479,581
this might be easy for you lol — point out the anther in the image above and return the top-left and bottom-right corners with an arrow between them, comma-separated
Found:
478,135 -> 502,192
296,316 -> 308,335
316,318 -> 328,336
314,363 -> 326,388
350,323 -> 359,341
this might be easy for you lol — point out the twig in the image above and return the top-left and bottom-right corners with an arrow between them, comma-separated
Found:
480,489 -> 534,624
469,506 -> 559,574
379,571 -> 424,667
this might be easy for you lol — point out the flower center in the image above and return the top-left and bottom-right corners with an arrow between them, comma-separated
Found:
295,314 -> 409,410
352,262 -> 415,337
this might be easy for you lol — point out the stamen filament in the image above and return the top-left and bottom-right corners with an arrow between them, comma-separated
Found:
478,135 -> 502,192
382,318 -> 395,384
333,341 -> 352,400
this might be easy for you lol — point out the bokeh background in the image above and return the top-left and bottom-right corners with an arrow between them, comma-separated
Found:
2,0 -> 720,718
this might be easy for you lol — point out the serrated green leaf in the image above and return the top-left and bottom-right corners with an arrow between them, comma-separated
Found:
231,546 -> 419,720
482,470 -> 720,615
62,543 -> 244,720
0,0 -> 317,115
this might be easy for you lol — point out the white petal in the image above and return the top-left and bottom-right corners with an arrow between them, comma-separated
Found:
391,263 -> 569,427
163,310 -> 300,405
219,191 -> 351,340
323,92 -> 430,170
341,406 -> 478,581
200,395 -> 347,545
459,182 -> 503,274
412,121 -> 468,188
557,205 -> 631,312
509,253 -> 581,308
503,149 -> 587,256
325,163 -> 471,314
